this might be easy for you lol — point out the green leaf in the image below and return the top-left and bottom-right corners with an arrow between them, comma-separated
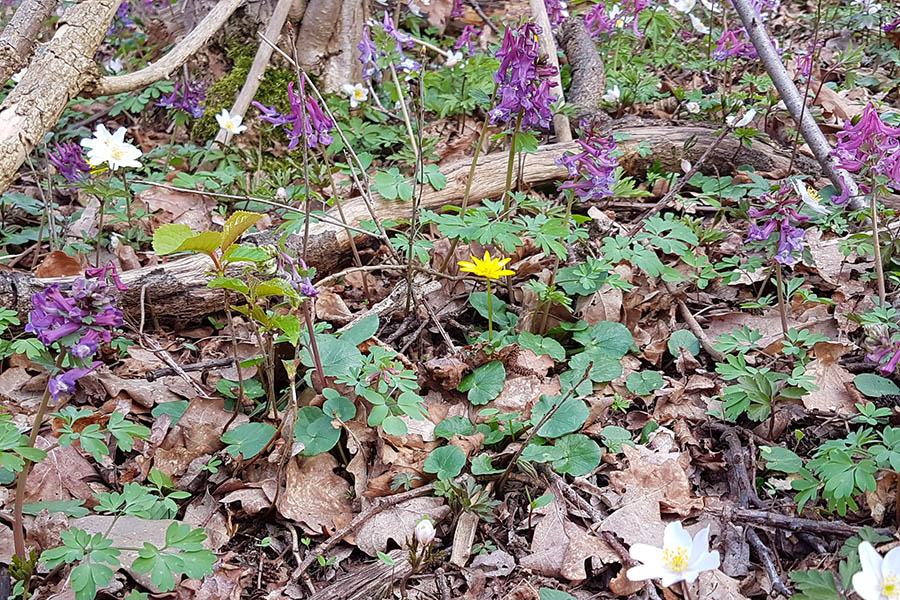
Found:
600,425 -> 633,453
294,406 -> 340,455
854,373 -> 900,397
788,570 -> 840,600
531,395 -> 589,438
470,453 -> 504,475
221,244 -> 270,263
520,442 -> 564,463
221,211 -> 263,252
377,551 -> 395,566
539,588 -> 577,600
382,415 -> 408,436
573,321 -> 633,358
71,560 -> 116,600
151,401 -> 189,427
458,361 -> 506,406
23,499 -> 89,518
760,446 -> 803,473
553,434 -> 602,476
301,334 -> 362,379
625,371 -> 665,396
668,330 -> 700,357
341,314 -> 380,346
517,332 -> 565,361
221,422 -> 276,459
434,416 -> 474,440
152,224 -> 194,255
322,388 -> 356,421
469,291 -> 515,327
176,231 -> 222,255
423,445 -> 466,480
207,276 -> 250,295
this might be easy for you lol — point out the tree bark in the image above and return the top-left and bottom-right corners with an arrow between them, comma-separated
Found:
0,0 -> 59,85
294,0 -> 364,91
0,124 -> 813,324
0,0 -> 123,195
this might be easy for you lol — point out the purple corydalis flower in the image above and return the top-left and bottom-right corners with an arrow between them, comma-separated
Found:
556,121 -> 617,200
49,365 -> 98,402
833,104 -> 900,184
382,11 -> 414,52
277,252 -> 317,297
451,0 -> 464,17
713,29 -> 757,60
454,25 -> 481,57
867,337 -> 900,376
157,81 -> 206,119
253,80 -> 334,150
358,26 -> 379,79
490,23 -> 559,130
545,0 -> 569,29
746,181 -> 813,264
48,142 -> 91,183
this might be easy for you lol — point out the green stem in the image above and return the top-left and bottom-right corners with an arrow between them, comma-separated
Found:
871,186 -> 887,306
502,112 -> 523,216
303,301 -> 326,391
94,194 -> 106,268
774,262 -> 789,338
487,279 -> 493,342
222,288 -> 247,433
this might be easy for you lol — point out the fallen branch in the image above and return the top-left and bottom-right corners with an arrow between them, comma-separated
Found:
0,0 -> 59,85
712,505 -> 887,537
87,0 -> 245,97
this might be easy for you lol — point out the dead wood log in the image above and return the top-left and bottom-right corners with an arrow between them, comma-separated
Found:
308,549 -> 411,600
0,0 -> 59,85
0,124 -> 809,325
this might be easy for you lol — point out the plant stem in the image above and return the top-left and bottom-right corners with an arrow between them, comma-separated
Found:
14,354 -> 65,559
389,62 -> 419,159
502,112 -> 523,216
120,170 -> 132,224
222,288 -> 247,432
871,189 -> 887,306
94,194 -> 106,268
774,262 -> 789,338
303,301 -> 326,391
486,279 -> 493,342
439,87 -> 498,273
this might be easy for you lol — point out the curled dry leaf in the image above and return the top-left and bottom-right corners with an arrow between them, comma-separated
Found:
315,290 -> 354,324
277,453 -> 353,535
354,496 -> 451,556
803,341 -> 859,414
608,443 -> 704,516
34,250 -> 82,278
25,435 -> 101,505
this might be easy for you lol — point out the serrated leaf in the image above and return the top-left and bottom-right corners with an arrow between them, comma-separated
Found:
176,231 -> 222,255
221,211 -> 263,252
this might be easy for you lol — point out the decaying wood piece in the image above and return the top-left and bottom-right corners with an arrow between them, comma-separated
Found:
293,0 -> 364,91
0,0 -> 59,85
529,0 -> 571,142
0,124 -> 810,323
308,549 -> 411,600
557,16 -> 606,123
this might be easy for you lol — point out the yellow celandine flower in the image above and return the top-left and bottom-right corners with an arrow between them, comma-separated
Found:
458,251 -> 516,281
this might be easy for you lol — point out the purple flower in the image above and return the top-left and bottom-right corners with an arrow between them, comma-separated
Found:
157,81 -> 206,119
490,23 -> 559,130
253,102 -> 290,127
745,181 -> 815,264
556,121 -> 617,200
358,26 -> 379,79
254,80 -> 334,150
48,365 -> 98,402
71,330 -> 101,359
454,25 -> 481,57
747,219 -> 777,242
85,261 -> 130,291
833,104 -> 900,188
382,11 -> 414,53
867,337 -> 900,376
451,0 -> 464,17
797,41 -> 821,79
713,29 -> 757,61
277,252 -> 318,298
48,143 -> 91,183
585,3 -> 616,37
545,0 -> 569,29
776,223 -> 805,264
107,2 -> 134,35
300,278 -> 318,298
885,18 -> 900,32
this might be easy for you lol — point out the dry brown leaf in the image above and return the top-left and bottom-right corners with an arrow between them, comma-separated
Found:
354,496 -> 450,556
98,371 -> 185,408
600,498 -> 667,549
704,305 -> 839,353
34,250 -> 82,277
812,80 -> 864,121
694,569 -> 749,599
803,341 -> 859,414
609,568 -> 645,596
804,229 -> 866,293
866,472 -> 895,526
114,241 -> 141,271
141,186 -> 217,232
608,443 -> 704,516
521,493 -> 617,581
276,453 -> 353,535
25,435 -> 102,505
184,491 -> 230,552
423,356 -> 469,390
315,290 -> 353,324
484,375 -> 560,419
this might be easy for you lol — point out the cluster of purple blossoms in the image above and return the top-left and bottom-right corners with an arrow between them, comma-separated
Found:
745,181 -> 810,265
107,2 -> 135,35
713,29 -> 758,60
451,0 -> 464,18
490,23 -> 558,130
556,121 -> 617,200
357,13 -> 420,80
585,0 -> 647,38
48,142 -> 91,183
886,17 -> 900,32
832,104 -> 900,194
277,252 -> 318,298
454,25 -> 481,57
797,40 -> 822,79
866,336 -> 900,376
157,80 -> 206,118
253,79 -> 334,150
26,262 -> 128,401
545,0 -> 569,29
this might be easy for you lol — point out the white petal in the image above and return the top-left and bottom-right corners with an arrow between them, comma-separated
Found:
627,563 -> 666,582
664,522 -> 692,553
882,546 -> 900,578
852,570 -> 882,600
342,83 -> 355,94
630,543 -> 664,565
689,526 -> 711,561
858,542 -> 883,578
692,550 -> 721,574
660,571 -> 686,588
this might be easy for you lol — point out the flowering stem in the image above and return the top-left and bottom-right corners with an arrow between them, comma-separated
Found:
682,580 -> 696,600
120,170 -> 132,224
871,189 -> 887,306
486,279 -> 493,342
303,301 -> 326,391
94,194 -> 106,268
439,86 -> 498,273
222,288 -> 246,432
774,262 -> 789,339
502,111 -> 524,216
389,62 -> 419,159
14,353 -> 65,559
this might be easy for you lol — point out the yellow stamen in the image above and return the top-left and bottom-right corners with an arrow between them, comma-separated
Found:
883,574 -> 900,599
663,546 -> 690,573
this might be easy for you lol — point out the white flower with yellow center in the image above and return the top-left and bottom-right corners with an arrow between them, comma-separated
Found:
602,84 -> 621,103
853,542 -> 900,600
793,180 -> 831,216
668,0 -> 696,13
342,83 -> 369,108
627,521 -> 721,588
216,109 -> 247,135
689,13 -> 710,34
80,124 -> 142,171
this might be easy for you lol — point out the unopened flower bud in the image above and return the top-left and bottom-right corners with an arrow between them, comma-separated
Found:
415,518 -> 435,546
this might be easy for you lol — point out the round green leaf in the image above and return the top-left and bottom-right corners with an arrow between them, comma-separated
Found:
470,454 -> 503,475
458,361 -> 507,406
424,445 -> 466,480
668,329 -> 701,357
568,351 -> 623,383
552,434 -> 602,476
520,442 -> 564,463
301,334 -> 362,379
322,389 -> 356,421
294,407 -> 340,456
434,416 -> 474,440
625,371 -> 665,396
531,395 -> 589,438
573,321 -> 634,358
600,425 -> 632,453
539,588 -> 577,600
517,331 -> 565,361
221,422 -> 276,459
382,415 -> 408,436
854,373 -> 900,398
341,314 -> 380,346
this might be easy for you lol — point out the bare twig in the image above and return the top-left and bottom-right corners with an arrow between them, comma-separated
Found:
145,357 -> 234,381
747,528 -> 791,596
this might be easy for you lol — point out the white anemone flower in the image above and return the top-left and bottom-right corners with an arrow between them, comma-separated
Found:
342,83 -> 369,108
726,108 -> 757,127
853,542 -> 900,600
11,68 -> 26,83
686,101 -> 701,114
80,124 -> 142,171
445,50 -> 464,68
793,180 -> 831,216
668,0 -> 696,12
602,84 -> 621,103
627,521 -> 721,588
105,57 -> 124,74
215,109 -> 247,135
689,13 -> 710,34
414,518 -> 435,546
